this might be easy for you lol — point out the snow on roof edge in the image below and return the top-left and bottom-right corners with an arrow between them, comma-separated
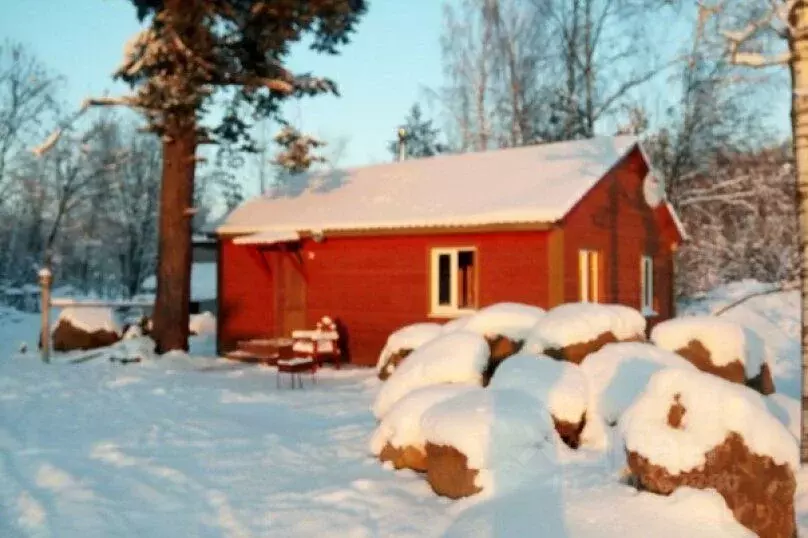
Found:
665,200 -> 688,241
232,230 -> 300,245
216,218 -> 557,236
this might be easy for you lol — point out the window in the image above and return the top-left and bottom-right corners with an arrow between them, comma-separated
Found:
430,247 -> 478,314
641,255 -> 655,314
578,249 -> 600,303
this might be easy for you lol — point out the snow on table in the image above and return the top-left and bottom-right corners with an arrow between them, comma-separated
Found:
54,306 -> 121,335
372,331 -> 490,419
620,368 -> 798,475
369,384 -> 477,456
650,316 -> 764,377
375,322 -> 443,374
524,303 -> 645,353
420,388 -> 556,493
487,354 -> 587,425
443,302 -> 545,341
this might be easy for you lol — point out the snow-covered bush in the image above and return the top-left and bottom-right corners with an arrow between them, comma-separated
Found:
372,331 -> 489,419
421,388 -> 555,497
488,354 -> 588,448
523,303 -> 646,363
370,384 -> 477,471
620,368 -> 797,537
440,315 -> 474,334
54,307 -> 121,335
580,342 -> 696,428
444,302 -> 545,341
620,368 -> 796,474
51,306 -> 122,352
375,322 -> 442,379
650,316 -> 771,392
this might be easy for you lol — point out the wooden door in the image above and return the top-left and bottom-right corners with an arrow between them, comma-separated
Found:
277,251 -> 307,336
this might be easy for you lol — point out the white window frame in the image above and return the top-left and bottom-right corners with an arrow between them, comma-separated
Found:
578,249 -> 599,303
430,247 -> 478,316
641,255 -> 656,315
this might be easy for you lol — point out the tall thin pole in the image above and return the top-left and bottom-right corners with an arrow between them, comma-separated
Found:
39,267 -> 52,363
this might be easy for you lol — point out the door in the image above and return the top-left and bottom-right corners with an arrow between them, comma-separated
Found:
277,250 -> 307,336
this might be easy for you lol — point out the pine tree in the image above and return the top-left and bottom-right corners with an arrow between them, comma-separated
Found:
388,103 -> 447,160
106,0 -> 367,352
273,125 -> 327,175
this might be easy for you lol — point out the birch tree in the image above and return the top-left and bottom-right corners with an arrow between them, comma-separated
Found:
690,0 -> 808,461
437,0 -> 667,149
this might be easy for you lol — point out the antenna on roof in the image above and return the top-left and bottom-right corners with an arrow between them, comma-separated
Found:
397,127 -> 408,162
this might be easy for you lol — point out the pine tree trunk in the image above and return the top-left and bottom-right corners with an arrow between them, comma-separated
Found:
790,0 -> 808,463
151,123 -> 196,354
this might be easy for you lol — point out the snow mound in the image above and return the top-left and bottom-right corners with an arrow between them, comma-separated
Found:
441,315 -> 473,334
369,384 -> 477,455
375,322 -> 442,374
581,342 -> 696,426
650,316 -> 763,377
421,388 -> 555,490
372,331 -> 490,419
488,354 -> 587,424
620,368 -> 798,474
189,312 -> 216,336
444,302 -> 545,340
524,303 -> 645,352
54,307 -> 120,335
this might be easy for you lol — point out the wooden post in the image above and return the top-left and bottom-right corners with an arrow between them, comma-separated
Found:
38,267 -> 52,363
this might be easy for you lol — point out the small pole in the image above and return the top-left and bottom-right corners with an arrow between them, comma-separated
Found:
38,267 -> 52,363
397,127 -> 407,162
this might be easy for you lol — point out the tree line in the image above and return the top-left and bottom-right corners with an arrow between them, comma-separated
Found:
388,0 -> 794,298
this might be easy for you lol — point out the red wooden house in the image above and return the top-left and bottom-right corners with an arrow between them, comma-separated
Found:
215,135 -> 685,366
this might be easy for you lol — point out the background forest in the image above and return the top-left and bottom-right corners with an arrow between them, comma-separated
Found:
0,0 -> 793,300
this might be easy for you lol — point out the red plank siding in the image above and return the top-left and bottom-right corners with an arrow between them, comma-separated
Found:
219,231 -> 549,365
218,240 -> 276,352
562,146 -> 678,326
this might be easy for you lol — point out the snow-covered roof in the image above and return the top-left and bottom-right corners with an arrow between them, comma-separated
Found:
219,136 -> 644,234
141,262 -> 216,301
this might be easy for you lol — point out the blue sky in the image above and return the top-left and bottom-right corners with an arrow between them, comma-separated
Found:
0,1 -> 791,201
0,0 -> 446,189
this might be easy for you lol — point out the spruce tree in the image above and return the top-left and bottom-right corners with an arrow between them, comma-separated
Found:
388,103 -> 447,160
111,0 -> 367,352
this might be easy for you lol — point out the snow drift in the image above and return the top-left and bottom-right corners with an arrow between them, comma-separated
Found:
372,331 -> 490,419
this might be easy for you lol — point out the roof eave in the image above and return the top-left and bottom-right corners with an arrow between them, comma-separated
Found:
216,220 -> 556,238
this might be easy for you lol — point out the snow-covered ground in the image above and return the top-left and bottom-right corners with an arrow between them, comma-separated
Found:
0,281 -> 806,537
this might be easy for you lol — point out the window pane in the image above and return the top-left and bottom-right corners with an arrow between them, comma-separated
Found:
457,250 -> 476,308
438,254 -> 451,305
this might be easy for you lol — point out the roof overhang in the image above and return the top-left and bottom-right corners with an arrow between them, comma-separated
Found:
231,230 -> 301,246
218,221 -> 555,240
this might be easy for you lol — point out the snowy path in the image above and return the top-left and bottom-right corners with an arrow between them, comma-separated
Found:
0,287 -> 805,537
